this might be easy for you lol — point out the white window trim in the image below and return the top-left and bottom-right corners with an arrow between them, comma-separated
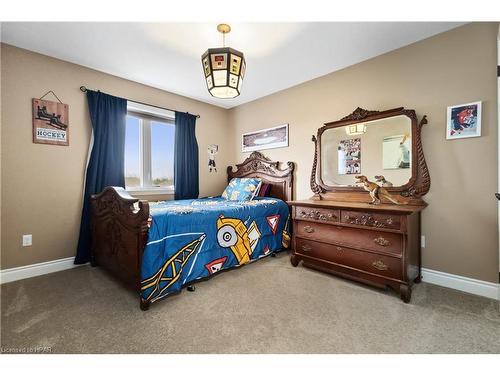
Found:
125,102 -> 175,195
127,187 -> 175,196
127,101 -> 175,120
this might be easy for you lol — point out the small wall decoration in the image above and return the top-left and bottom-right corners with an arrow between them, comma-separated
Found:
446,101 -> 481,140
32,91 -> 69,146
383,134 -> 411,169
242,124 -> 288,153
338,138 -> 361,175
207,144 -> 218,172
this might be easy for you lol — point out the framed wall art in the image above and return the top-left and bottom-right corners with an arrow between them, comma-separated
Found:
242,124 -> 289,153
32,96 -> 69,146
446,101 -> 481,140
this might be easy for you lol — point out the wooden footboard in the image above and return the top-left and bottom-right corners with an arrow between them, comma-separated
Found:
90,187 -> 150,293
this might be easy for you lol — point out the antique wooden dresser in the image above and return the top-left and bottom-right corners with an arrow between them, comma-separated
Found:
289,107 -> 430,302
288,200 -> 424,302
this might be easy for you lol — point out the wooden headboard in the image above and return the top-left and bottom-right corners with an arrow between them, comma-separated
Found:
227,151 -> 295,202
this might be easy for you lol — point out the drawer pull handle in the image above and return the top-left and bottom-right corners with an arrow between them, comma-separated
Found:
373,236 -> 390,247
336,246 -> 343,252
303,225 -> 315,233
372,260 -> 388,271
301,244 -> 312,252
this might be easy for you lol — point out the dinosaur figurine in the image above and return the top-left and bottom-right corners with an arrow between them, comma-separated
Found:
374,175 -> 393,187
355,175 -> 403,205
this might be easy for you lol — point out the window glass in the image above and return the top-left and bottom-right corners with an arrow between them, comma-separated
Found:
124,116 -> 141,188
124,114 -> 175,191
151,121 -> 175,188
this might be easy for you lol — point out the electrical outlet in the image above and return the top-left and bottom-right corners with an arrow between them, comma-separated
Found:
421,235 -> 426,248
22,234 -> 32,247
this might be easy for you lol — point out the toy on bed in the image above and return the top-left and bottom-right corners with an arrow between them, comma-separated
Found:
90,151 -> 295,310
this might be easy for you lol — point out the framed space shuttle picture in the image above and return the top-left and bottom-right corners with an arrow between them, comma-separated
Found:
32,98 -> 69,146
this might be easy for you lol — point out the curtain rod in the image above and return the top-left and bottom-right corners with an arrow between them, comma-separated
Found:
79,86 -> 201,118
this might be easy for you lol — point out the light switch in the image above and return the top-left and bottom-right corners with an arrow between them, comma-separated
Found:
22,234 -> 32,247
421,235 -> 426,248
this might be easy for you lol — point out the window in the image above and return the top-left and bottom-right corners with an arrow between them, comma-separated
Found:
124,102 -> 175,194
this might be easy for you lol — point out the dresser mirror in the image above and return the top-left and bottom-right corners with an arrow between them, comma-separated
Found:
321,114 -> 412,187
311,107 -> 430,205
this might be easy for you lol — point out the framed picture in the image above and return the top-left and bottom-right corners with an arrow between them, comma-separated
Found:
383,134 -> 411,169
446,101 -> 481,140
242,124 -> 289,153
337,138 -> 361,175
32,98 -> 69,146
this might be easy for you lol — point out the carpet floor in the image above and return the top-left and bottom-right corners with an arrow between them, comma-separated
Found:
1,252 -> 499,354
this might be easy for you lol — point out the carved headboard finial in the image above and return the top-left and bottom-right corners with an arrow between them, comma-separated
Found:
247,151 -> 271,161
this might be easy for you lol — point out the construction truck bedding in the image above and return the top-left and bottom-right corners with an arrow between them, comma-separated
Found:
140,197 -> 290,305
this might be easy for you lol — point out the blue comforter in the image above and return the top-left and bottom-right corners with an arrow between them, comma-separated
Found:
140,197 -> 291,304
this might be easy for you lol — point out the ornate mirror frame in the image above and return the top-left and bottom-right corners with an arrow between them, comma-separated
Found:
310,107 -> 430,205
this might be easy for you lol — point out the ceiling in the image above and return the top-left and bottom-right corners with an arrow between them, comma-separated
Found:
1,22 -> 464,109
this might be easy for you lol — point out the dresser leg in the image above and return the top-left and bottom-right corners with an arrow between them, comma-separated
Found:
400,284 -> 412,303
414,275 -> 422,284
290,254 -> 299,267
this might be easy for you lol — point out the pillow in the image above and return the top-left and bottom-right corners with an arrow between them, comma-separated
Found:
222,178 -> 262,201
257,182 -> 272,197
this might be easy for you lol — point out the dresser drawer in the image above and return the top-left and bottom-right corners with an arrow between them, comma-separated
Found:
341,210 -> 401,231
293,206 -> 339,223
295,238 -> 403,279
295,221 -> 403,255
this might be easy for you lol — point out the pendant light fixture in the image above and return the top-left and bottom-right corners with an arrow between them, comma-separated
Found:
201,24 -> 246,99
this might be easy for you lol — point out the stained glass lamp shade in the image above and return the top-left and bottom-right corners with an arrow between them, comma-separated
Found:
201,24 -> 246,99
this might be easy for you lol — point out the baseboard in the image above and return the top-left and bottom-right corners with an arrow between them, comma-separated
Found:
422,268 -> 499,300
0,257 -> 85,284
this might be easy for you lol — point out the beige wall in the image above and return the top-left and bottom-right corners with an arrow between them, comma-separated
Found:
0,43 -> 231,269
229,23 -> 499,283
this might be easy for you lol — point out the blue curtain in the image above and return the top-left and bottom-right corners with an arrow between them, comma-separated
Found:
75,90 -> 127,264
174,112 -> 199,200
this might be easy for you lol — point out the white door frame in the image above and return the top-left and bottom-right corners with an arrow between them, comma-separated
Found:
497,26 -> 500,302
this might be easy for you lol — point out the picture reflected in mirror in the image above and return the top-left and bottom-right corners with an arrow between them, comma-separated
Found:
382,134 -> 411,170
337,138 -> 361,175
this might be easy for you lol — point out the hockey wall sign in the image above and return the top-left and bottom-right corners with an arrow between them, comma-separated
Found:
32,98 -> 69,146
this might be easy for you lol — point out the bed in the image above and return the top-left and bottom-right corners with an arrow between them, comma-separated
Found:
90,151 -> 295,310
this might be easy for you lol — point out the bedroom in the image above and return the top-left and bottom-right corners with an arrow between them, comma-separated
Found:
1,0 -> 499,371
